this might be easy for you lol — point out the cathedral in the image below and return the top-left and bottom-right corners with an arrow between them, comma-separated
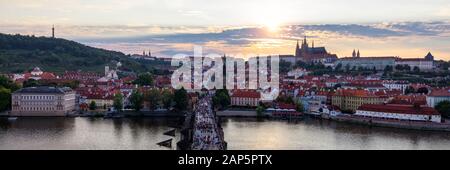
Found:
294,36 -> 338,64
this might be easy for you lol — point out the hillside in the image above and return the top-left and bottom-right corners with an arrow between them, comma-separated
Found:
0,33 -> 150,73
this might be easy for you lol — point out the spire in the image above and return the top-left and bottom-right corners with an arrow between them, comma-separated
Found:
143,50 -> 146,56
352,49 -> 356,57
312,40 -> 315,48
357,49 -> 360,58
425,52 -> 434,61
148,50 -> 152,57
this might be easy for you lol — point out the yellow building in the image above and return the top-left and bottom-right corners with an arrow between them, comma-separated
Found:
332,89 -> 388,113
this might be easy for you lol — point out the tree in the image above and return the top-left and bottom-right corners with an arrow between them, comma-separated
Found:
174,87 -> 188,111
276,95 -> 294,104
0,87 -> 11,111
129,90 -> 144,111
413,66 -> 421,72
0,76 -> 19,91
403,64 -> 411,71
133,73 -> 154,86
256,106 -> 266,117
384,65 -> 394,73
436,101 -> 450,118
333,83 -> 342,89
405,86 -> 415,95
22,79 -> 40,88
147,89 -> 161,110
417,87 -> 429,94
161,89 -> 174,109
295,101 -> 304,112
89,101 -> 97,111
213,89 -> 230,109
113,93 -> 123,112
334,63 -> 342,71
395,64 -> 404,71
345,64 -> 351,72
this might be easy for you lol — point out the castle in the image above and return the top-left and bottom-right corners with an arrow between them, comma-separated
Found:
295,36 -> 338,63
281,36 -> 338,64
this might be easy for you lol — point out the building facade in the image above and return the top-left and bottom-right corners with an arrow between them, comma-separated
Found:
426,88 -> 450,108
335,56 -> 397,71
11,87 -> 76,116
395,52 -> 435,71
231,90 -> 261,107
331,89 -> 388,112
280,37 -> 338,64
356,104 -> 441,123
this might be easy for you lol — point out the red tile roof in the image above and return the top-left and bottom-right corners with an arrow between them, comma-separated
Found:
231,90 -> 261,98
358,104 -> 439,115
428,88 -> 450,97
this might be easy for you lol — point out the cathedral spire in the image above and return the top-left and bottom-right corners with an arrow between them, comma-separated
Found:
357,49 -> 360,58
352,49 -> 356,57
295,39 -> 301,58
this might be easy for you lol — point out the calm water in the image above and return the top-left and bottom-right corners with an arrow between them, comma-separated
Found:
0,117 -> 181,150
1,117 -> 450,150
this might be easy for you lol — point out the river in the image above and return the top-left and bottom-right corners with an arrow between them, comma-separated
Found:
1,117 -> 449,150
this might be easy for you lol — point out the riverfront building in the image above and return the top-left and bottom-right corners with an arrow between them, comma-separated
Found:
11,87 -> 76,116
230,90 -> 261,107
427,88 -> 450,108
356,104 -> 441,123
331,89 -> 388,112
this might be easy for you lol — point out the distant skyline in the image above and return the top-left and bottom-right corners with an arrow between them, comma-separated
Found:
0,0 -> 449,60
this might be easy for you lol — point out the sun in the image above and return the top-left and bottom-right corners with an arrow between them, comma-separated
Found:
265,21 -> 280,32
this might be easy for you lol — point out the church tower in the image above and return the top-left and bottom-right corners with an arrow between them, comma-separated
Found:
352,49 -> 356,57
301,36 -> 309,54
357,50 -> 360,58
295,40 -> 301,58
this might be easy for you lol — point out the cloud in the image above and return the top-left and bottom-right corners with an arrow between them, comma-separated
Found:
2,21 -> 449,59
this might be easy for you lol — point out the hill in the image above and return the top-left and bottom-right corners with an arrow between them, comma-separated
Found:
0,33 -> 151,73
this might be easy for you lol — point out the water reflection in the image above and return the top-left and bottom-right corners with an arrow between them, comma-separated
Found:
0,117 -> 180,150
221,117 -> 450,150
1,117 -> 450,150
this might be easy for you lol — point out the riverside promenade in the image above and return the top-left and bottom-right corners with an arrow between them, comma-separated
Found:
177,95 -> 227,150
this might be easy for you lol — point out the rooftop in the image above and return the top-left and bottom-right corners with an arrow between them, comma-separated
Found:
358,104 -> 439,115
14,86 -> 73,94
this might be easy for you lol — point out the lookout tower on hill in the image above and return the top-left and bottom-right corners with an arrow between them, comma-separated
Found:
52,25 -> 55,38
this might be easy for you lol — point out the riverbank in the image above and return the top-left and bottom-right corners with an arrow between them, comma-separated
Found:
329,114 -> 450,132
217,110 -> 257,117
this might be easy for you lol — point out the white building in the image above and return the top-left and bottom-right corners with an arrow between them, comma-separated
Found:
382,80 -> 410,93
356,104 -> 441,123
230,90 -> 261,107
394,52 -> 435,71
287,68 -> 309,79
427,88 -> 450,108
11,87 -> 76,116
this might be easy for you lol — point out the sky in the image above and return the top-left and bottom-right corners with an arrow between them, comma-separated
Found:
0,0 -> 450,60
